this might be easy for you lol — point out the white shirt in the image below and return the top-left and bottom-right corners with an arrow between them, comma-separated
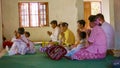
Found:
101,22 -> 115,49
50,27 -> 60,42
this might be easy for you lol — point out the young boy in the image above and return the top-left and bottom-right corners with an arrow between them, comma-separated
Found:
7,27 -> 36,56
25,31 -> 30,38
65,31 -> 87,57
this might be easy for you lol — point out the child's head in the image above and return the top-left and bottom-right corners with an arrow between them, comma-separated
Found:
59,22 -> 68,32
50,20 -> 58,29
77,20 -> 86,29
79,31 -> 86,40
25,31 -> 30,38
18,27 -> 25,35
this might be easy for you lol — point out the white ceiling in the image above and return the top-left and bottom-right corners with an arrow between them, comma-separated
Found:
84,0 -> 102,1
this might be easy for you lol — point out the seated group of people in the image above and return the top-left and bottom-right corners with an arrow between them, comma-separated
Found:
45,13 -> 115,60
0,27 -> 36,58
0,13 -> 115,61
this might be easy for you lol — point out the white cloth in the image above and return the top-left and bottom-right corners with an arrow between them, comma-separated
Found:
8,35 -> 36,56
11,36 -> 17,42
101,22 -> 115,49
65,39 -> 85,57
50,27 -> 60,42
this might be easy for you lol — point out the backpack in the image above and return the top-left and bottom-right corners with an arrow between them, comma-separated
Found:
46,45 -> 67,60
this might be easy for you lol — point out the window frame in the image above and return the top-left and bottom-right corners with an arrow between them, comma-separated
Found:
91,1 -> 102,15
18,2 -> 49,28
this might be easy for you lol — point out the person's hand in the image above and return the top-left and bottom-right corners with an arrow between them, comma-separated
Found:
87,29 -> 91,37
60,32 -> 64,37
14,30 -> 17,36
77,29 -> 81,34
47,31 -> 52,36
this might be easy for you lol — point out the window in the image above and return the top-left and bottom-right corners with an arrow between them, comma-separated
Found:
18,2 -> 49,27
91,1 -> 102,15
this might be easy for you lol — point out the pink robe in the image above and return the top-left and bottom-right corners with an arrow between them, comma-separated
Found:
71,26 -> 107,60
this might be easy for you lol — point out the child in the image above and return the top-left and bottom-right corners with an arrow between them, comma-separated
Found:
7,27 -> 36,56
24,31 -> 36,54
25,31 -> 30,38
65,31 -> 87,57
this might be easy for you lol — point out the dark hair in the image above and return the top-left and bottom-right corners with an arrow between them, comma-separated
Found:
50,20 -> 57,25
3,36 -> 6,42
88,15 -> 97,22
80,31 -> 86,39
18,27 -> 25,34
60,22 -> 68,27
96,13 -> 105,21
25,31 -> 30,37
77,20 -> 86,27
57,23 -> 61,27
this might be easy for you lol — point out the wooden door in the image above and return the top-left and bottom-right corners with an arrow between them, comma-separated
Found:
84,2 -> 91,29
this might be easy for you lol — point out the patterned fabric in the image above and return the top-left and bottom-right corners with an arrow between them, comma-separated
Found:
71,26 -> 107,60
71,48 -> 106,60
8,35 -> 36,56
3,41 -> 13,48
39,47 -> 48,53
46,45 -> 67,60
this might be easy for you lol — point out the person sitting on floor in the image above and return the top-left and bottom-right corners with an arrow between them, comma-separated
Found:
59,22 -> 75,47
71,15 -> 107,60
74,20 -> 91,48
96,13 -> 115,55
47,20 -> 60,43
65,31 -> 87,57
7,27 -> 36,56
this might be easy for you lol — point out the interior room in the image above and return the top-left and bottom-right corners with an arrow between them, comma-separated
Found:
0,0 -> 120,68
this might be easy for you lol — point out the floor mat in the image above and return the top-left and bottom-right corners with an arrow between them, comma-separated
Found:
0,46 -> 117,68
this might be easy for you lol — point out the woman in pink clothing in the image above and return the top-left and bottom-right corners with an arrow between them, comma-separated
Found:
71,15 -> 107,60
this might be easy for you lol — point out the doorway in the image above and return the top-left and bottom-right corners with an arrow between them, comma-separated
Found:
84,1 -> 102,28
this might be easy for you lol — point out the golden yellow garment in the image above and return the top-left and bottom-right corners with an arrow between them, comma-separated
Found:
59,29 -> 75,46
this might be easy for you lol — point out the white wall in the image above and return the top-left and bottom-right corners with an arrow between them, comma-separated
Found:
109,0 -> 115,28
102,0 -> 110,23
1,0 -> 117,42
0,0 -> 2,47
114,0 -> 120,50
84,0 -> 101,1
84,0 -> 110,24
2,0 -> 84,42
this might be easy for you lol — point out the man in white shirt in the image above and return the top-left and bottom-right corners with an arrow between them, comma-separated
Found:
47,20 -> 60,42
96,13 -> 115,54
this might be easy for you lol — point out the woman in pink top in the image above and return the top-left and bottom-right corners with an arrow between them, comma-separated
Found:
71,15 -> 107,60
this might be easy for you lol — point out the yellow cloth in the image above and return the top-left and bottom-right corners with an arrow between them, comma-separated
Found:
59,29 -> 75,46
